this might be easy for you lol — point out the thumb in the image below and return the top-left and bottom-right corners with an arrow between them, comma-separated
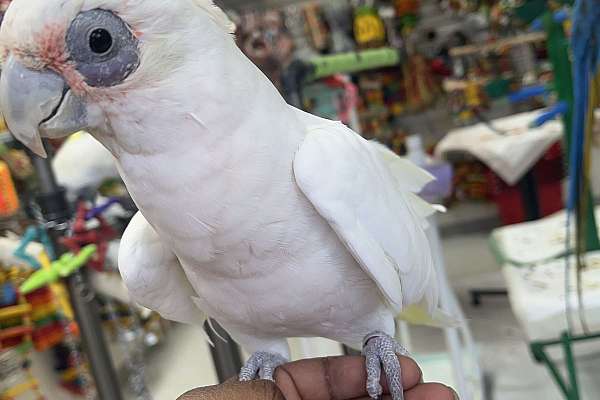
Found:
178,379 -> 286,400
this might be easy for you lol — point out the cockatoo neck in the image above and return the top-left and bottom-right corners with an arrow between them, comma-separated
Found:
91,28 -> 305,238
94,27 -> 300,159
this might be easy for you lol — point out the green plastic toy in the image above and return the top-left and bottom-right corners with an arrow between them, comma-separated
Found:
310,48 -> 401,81
20,245 -> 97,295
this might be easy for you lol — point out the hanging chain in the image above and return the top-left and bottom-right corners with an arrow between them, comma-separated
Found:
104,299 -> 153,400
29,199 -> 99,399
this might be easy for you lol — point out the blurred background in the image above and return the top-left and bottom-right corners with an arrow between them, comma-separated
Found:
1,0 -> 599,399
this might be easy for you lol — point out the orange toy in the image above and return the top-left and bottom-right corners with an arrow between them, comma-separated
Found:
395,0 -> 419,17
0,161 -> 19,218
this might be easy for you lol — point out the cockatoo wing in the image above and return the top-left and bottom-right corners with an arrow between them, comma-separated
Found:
294,122 -> 439,316
118,212 -> 207,327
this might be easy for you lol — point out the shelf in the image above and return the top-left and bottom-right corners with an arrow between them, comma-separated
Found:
449,32 -> 547,58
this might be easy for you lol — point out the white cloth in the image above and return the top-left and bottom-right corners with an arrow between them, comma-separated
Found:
435,111 -> 563,185
504,252 -> 600,341
491,207 -> 600,266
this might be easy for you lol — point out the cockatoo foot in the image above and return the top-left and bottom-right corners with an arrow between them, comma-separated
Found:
362,331 -> 409,400
239,351 -> 288,382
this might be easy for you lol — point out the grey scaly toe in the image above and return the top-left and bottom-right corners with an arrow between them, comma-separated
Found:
362,331 -> 409,400
239,351 -> 288,382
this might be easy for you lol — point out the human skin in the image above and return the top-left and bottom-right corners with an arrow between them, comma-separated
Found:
178,355 -> 458,400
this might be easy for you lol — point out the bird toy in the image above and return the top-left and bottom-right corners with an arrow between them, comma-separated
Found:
60,201 -> 116,272
19,245 -> 97,296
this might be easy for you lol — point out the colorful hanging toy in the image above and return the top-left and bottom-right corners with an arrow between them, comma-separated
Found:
60,201 -> 117,272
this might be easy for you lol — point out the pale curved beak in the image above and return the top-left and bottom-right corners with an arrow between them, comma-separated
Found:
0,55 -> 92,158
0,55 -> 65,157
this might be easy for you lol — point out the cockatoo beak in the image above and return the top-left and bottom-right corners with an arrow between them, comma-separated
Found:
0,55 -> 91,158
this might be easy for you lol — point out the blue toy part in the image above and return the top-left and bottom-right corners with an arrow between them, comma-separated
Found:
553,9 -> 570,24
531,8 -> 570,31
531,101 -> 569,128
85,198 -> 120,221
0,282 -> 17,307
568,0 -> 600,212
508,85 -> 548,103
13,226 -> 56,269
531,18 -> 544,32
14,227 -> 42,269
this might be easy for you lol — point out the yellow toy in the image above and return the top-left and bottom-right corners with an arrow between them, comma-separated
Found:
464,79 -> 484,108
35,252 -> 74,321
354,5 -> 386,48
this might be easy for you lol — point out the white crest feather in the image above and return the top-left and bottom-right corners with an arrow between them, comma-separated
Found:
193,0 -> 236,34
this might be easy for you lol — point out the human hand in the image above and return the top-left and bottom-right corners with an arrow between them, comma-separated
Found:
178,355 -> 458,400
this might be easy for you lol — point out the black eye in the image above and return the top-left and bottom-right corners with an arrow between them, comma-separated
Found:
89,28 -> 113,54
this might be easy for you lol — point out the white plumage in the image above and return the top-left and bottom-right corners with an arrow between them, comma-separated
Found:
294,120 -> 439,316
119,212 -> 208,327
116,105 -> 444,354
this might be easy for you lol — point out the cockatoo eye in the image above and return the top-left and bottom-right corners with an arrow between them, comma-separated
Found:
89,28 -> 113,54
66,9 -> 139,87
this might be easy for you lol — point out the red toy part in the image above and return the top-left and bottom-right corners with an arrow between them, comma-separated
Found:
65,321 -> 79,337
60,203 -> 116,272
0,325 -> 33,343
395,0 -> 419,16
23,287 -> 53,307
60,381 -> 86,396
31,322 -> 64,351
1,326 -> 33,348
430,58 -> 452,77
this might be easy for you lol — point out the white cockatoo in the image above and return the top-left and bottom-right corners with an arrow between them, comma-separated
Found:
0,1 -> 449,398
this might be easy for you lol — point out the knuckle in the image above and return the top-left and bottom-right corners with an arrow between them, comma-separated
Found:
400,357 -> 423,386
254,380 -> 286,400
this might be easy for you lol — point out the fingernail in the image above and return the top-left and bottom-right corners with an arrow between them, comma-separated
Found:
450,387 -> 460,400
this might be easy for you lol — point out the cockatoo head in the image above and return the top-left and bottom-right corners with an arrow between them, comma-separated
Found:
0,0 -> 235,157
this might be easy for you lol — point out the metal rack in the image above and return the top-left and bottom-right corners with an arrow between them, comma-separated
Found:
34,142 -> 245,388
28,142 -> 123,400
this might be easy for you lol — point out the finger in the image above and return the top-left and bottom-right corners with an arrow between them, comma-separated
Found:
274,355 -> 422,400
405,383 -> 458,400
353,397 -> 394,400
177,380 -> 285,400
